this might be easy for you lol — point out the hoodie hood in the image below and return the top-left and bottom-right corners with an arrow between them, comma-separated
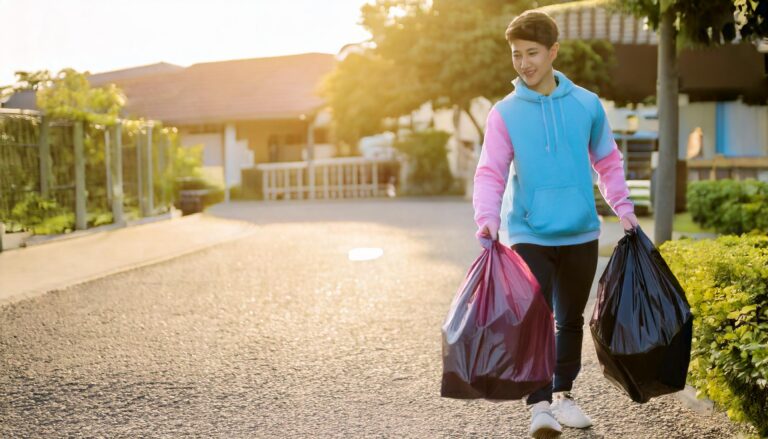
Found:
511,69 -> 574,101
511,70 -> 574,154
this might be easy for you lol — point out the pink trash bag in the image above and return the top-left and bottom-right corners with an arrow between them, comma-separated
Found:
441,240 -> 555,400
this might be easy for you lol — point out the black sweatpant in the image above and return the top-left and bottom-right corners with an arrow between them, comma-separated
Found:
511,239 -> 599,405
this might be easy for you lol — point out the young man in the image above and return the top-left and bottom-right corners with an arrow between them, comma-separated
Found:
472,10 -> 638,439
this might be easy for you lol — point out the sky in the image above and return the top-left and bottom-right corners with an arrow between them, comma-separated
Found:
0,0 -> 372,86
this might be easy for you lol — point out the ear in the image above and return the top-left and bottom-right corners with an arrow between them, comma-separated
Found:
549,42 -> 560,63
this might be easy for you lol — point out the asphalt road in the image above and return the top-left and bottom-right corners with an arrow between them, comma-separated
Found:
0,199 -> 750,438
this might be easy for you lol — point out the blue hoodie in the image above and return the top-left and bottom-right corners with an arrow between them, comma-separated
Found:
489,70 -> 621,246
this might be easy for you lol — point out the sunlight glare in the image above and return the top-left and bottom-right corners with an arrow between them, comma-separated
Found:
348,247 -> 384,261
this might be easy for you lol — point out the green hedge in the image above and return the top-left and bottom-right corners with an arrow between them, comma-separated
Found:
687,179 -> 768,235
660,235 -> 768,436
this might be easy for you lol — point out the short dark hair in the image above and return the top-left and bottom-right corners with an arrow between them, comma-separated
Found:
505,10 -> 559,48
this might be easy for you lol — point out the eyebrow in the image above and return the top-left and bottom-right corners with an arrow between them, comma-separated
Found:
512,48 -> 539,54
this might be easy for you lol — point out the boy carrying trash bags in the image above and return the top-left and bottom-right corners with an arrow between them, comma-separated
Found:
440,9 -> 693,439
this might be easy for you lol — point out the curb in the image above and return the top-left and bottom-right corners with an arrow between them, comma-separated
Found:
8,209 -> 184,250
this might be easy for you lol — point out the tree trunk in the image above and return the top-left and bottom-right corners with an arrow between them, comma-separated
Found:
461,103 -> 484,140
653,8 -> 679,245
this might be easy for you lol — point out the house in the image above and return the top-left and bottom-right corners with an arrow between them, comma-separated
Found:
3,53 -> 339,200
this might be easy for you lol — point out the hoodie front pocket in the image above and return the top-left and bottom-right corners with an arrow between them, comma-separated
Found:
525,185 -> 599,236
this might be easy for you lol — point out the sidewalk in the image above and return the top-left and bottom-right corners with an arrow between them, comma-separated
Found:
0,213 -> 258,307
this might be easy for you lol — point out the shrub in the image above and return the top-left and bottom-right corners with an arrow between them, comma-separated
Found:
395,129 -> 454,195
7,193 -> 68,230
3,193 -> 118,235
660,235 -> 768,436
687,179 -> 768,235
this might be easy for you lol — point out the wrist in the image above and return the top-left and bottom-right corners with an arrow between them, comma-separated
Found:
616,204 -> 635,220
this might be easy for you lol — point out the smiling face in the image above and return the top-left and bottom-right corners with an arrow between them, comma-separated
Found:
510,38 -> 559,90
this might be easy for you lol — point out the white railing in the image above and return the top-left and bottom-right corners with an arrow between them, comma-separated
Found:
253,157 -> 399,201
627,179 -> 652,211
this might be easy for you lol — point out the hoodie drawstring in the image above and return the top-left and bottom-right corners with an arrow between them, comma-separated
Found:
540,97 -> 563,154
558,98 -> 568,152
548,98 -> 560,154
539,98 -> 551,153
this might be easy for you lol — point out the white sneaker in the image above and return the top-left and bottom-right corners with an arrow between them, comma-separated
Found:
528,401 -> 562,438
550,392 -> 593,429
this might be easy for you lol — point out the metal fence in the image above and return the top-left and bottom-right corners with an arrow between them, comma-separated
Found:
0,109 -> 178,231
0,110 -> 42,215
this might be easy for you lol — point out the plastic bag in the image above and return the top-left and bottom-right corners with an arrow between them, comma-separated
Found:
590,226 -> 693,403
441,240 -> 555,400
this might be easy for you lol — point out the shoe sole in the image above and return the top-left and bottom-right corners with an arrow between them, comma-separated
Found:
530,427 -> 562,439
552,413 -> 592,429
552,410 -> 593,429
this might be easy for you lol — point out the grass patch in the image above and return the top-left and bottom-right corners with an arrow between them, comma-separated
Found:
674,211 -> 716,234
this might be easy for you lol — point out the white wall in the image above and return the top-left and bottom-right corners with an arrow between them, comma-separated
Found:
433,98 -> 492,177
678,102 -> 716,159
601,100 -> 659,133
224,123 -> 253,188
181,132 -> 222,167
181,127 -> 253,191
303,144 -> 336,160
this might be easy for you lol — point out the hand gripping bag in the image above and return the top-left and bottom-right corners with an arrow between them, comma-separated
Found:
441,241 -> 555,400
590,226 -> 693,403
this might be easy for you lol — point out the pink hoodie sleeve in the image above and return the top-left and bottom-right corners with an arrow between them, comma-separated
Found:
473,107 -> 514,232
590,148 -> 635,219
588,96 -> 635,220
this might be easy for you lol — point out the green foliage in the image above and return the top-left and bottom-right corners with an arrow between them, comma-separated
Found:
660,235 -> 768,435
1,70 -> 52,100
89,211 -> 113,227
368,0 -> 523,109
555,40 -> 617,99
324,0 -> 608,144
321,52 -> 424,145
36,68 -> 125,124
7,193 -> 67,230
738,0 -> 768,41
0,113 -> 193,233
618,0 -> 768,47
7,193 -> 72,235
32,213 -> 75,235
4,191 -> 116,235
159,130 -> 204,203
171,143 -> 203,179
686,179 -> 768,235
171,144 -> 224,210
0,114 -> 42,220
11,70 -> 52,90
395,129 -> 453,195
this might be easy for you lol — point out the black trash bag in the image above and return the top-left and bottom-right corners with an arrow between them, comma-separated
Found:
590,226 -> 693,403
441,241 -> 555,400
